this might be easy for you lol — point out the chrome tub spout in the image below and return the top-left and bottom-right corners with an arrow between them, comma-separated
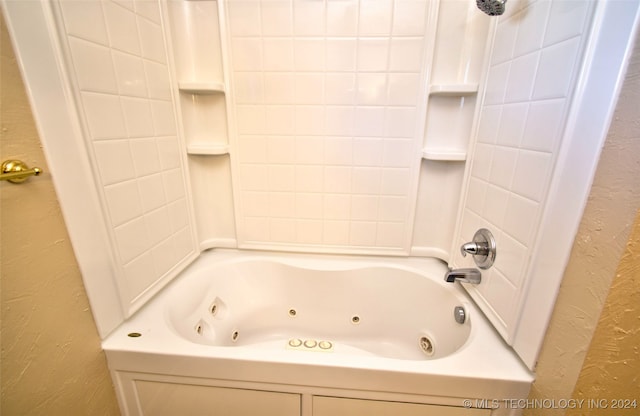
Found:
444,268 -> 481,284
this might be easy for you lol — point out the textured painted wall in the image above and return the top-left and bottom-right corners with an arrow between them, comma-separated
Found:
569,209 -> 640,415
0,13 -> 120,415
525,25 -> 640,416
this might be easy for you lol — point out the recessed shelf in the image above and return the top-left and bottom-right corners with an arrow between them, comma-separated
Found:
421,149 -> 466,161
187,143 -> 230,155
178,81 -> 225,94
429,83 -> 478,96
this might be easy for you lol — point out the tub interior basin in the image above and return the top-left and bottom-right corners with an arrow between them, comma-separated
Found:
165,259 -> 472,360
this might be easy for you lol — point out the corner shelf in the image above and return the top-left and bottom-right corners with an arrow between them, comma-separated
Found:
187,143 -> 230,155
178,81 -> 225,94
429,83 -> 478,96
166,0 -> 236,250
178,87 -> 229,151
421,149 -> 466,161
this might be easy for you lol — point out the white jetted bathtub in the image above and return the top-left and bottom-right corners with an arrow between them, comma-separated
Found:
103,250 -> 533,416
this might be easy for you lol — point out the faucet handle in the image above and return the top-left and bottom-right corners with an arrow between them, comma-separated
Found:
461,241 -> 490,257
459,229 -> 496,269
461,242 -> 486,257
460,242 -> 474,257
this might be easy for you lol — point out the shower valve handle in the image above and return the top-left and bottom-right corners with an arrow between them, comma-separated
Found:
461,242 -> 489,257
459,229 -> 496,270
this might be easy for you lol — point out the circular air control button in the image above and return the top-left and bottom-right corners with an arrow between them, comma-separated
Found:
318,341 -> 332,350
303,339 -> 317,348
288,338 -> 302,347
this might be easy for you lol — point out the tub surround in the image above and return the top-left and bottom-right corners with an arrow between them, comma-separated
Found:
167,0 -> 492,258
103,250 -> 533,416
452,0 -> 640,367
528,32 -> 640,413
2,0 -> 639,415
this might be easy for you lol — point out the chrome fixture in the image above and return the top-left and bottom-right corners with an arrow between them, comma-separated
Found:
476,0 -> 507,16
444,268 -> 481,284
454,306 -> 466,324
461,228 -> 496,270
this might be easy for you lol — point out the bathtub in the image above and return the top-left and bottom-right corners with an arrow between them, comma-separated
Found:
103,250 -> 533,416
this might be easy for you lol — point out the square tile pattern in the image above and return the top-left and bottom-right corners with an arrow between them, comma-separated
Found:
58,0 -> 196,305
228,0 -> 430,251
57,0 -> 595,333
455,0 -> 593,336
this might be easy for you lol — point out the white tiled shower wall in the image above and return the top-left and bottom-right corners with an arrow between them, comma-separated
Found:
227,0 -> 433,252
56,0 -> 198,310
52,0 -> 596,332
453,0 -> 594,339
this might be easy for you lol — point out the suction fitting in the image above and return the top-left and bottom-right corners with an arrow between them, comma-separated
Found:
419,336 -> 435,356
476,0 -> 507,16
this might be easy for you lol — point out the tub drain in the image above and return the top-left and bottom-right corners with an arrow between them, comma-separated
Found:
419,336 -> 434,356
231,330 -> 239,342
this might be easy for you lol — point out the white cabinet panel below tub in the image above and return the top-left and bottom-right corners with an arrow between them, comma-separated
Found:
135,381 -> 300,416
313,396 -> 491,416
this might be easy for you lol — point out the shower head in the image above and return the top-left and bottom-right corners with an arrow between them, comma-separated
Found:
476,0 -> 507,16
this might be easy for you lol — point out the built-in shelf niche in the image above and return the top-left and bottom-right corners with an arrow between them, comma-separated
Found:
186,143 -> 230,156
421,83 -> 477,162
411,160 -> 466,261
411,0 -> 490,259
429,83 -> 478,96
422,94 -> 477,159
165,0 -> 236,249
167,0 -> 223,82
424,84 -> 479,156
188,155 -> 236,250
421,149 -> 466,161
178,82 -> 225,94
179,90 -> 228,149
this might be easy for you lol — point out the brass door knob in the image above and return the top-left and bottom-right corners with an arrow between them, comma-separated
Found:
1,159 -> 42,184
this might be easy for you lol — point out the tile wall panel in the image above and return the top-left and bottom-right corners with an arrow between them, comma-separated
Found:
454,0 -> 594,337
227,0 -> 432,253
57,0 -> 197,308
